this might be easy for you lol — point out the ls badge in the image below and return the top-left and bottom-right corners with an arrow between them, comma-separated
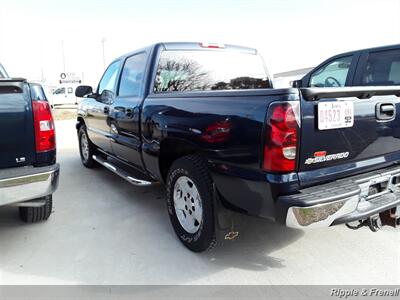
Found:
16,157 -> 26,163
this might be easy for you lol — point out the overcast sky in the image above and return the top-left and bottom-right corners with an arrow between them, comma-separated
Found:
0,0 -> 399,86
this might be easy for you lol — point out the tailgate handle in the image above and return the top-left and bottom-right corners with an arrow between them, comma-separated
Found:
376,103 -> 395,120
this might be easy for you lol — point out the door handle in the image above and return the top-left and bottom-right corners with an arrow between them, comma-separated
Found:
103,106 -> 110,114
113,106 -> 125,113
126,108 -> 133,118
376,103 -> 395,121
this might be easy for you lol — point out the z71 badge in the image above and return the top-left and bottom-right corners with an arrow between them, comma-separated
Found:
305,151 -> 349,165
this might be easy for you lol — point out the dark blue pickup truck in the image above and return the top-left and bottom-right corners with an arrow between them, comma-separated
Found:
76,42 -> 400,252
0,64 -> 59,222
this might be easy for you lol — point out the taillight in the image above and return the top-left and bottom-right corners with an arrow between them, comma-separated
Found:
201,120 -> 231,143
32,100 -> 56,152
263,102 -> 300,173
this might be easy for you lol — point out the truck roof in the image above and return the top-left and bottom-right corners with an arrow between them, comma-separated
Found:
330,43 -> 400,58
160,42 -> 257,54
116,42 -> 258,61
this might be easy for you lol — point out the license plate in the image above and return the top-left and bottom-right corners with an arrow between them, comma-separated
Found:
318,101 -> 354,130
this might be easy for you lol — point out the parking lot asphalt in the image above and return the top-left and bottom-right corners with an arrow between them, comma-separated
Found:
0,119 -> 399,285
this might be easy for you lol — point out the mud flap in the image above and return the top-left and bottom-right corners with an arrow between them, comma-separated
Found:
213,184 -> 240,243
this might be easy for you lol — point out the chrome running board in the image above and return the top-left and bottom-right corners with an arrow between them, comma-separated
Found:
92,155 -> 154,187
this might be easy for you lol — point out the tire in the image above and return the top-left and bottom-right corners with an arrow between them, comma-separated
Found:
166,155 -> 217,252
19,195 -> 52,223
78,124 -> 97,168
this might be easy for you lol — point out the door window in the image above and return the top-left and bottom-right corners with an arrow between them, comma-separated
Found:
310,56 -> 352,87
53,87 -> 65,95
362,49 -> 400,85
98,61 -> 120,95
118,53 -> 147,97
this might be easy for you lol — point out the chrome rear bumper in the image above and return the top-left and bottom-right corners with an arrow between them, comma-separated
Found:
281,165 -> 400,228
0,164 -> 59,206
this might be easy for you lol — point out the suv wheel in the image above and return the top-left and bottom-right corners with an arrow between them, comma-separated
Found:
19,195 -> 52,223
166,155 -> 217,252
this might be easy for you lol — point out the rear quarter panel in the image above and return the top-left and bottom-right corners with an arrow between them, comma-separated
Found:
141,89 -> 300,217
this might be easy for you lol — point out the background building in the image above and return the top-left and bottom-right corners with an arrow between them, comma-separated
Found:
273,67 -> 313,88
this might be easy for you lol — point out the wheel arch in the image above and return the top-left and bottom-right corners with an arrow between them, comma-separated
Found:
76,116 -> 85,131
158,138 -> 203,183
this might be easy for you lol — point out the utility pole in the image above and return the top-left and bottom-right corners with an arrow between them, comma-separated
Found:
61,40 -> 66,73
39,41 -> 45,83
101,38 -> 106,69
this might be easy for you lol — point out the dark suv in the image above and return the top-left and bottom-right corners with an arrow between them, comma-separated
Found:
293,44 -> 400,88
0,64 -> 59,223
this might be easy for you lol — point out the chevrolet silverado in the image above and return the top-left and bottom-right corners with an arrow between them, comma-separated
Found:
76,42 -> 400,252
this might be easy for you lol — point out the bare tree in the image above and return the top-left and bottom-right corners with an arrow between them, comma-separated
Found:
155,58 -> 212,92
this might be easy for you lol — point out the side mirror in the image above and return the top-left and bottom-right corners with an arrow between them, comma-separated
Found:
291,80 -> 302,88
75,85 -> 93,97
99,89 -> 114,103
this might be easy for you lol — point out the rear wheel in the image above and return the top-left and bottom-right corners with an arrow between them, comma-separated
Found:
78,125 -> 97,168
166,155 -> 217,252
19,195 -> 52,223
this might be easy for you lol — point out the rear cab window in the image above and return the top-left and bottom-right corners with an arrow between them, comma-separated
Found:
309,56 -> 352,87
30,84 -> 47,100
153,50 -> 272,92
362,49 -> 400,85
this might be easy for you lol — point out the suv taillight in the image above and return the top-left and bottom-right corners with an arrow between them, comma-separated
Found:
263,102 -> 300,173
32,100 -> 56,152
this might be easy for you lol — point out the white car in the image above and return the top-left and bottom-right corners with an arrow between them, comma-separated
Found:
51,85 -> 79,106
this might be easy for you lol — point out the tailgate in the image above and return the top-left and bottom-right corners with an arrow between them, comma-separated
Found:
298,87 -> 400,186
0,80 -> 36,168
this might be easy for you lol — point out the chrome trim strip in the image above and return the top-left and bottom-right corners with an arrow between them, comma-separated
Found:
11,200 -> 47,207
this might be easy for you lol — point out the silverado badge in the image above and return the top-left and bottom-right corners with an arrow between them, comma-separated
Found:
305,151 -> 349,165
